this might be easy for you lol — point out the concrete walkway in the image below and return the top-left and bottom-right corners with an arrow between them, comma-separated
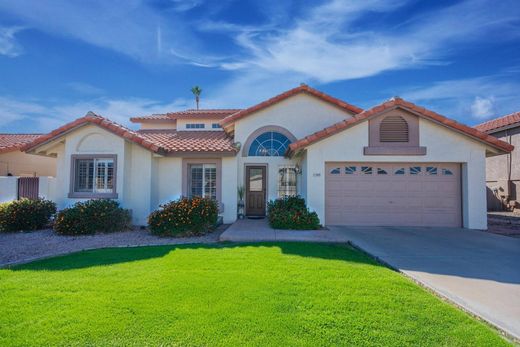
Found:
221,220 -> 520,340
329,226 -> 520,341
219,218 -> 351,242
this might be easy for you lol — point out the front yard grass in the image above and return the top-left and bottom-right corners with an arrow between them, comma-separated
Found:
0,242 -> 510,346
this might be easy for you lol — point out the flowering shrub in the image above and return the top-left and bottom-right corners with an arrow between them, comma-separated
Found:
0,198 -> 56,232
267,196 -> 320,230
148,196 -> 218,236
54,199 -> 131,235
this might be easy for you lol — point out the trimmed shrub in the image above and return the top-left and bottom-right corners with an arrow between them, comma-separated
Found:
0,198 -> 56,232
148,196 -> 218,236
267,196 -> 320,230
54,199 -> 131,235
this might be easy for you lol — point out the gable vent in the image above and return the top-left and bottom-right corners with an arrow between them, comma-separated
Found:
380,115 -> 409,142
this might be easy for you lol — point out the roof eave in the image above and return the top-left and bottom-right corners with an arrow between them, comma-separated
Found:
289,101 -> 514,154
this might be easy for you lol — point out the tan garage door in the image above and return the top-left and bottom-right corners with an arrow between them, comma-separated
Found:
325,163 -> 461,227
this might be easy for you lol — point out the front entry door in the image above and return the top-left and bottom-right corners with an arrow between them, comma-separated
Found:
246,166 -> 266,216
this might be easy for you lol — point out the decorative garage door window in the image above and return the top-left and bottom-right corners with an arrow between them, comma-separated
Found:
345,166 -> 356,174
426,166 -> 437,175
248,131 -> 292,156
361,166 -> 372,174
410,166 -> 421,175
278,166 -> 297,198
328,165 -> 457,176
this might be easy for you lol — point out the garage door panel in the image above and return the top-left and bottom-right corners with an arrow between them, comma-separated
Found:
325,162 -> 461,227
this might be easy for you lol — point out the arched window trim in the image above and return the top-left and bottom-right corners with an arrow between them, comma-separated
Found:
242,125 -> 297,157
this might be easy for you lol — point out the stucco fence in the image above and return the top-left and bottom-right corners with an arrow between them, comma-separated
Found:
0,176 -> 56,203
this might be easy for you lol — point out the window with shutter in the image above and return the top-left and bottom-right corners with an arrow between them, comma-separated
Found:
69,155 -> 117,198
379,115 -> 409,142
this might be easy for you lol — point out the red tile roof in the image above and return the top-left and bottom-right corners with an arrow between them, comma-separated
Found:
288,97 -> 514,155
474,112 -> 520,133
138,130 -> 237,154
23,112 -> 167,154
0,134 -> 43,154
219,84 -> 363,128
22,112 -> 237,155
130,109 -> 242,123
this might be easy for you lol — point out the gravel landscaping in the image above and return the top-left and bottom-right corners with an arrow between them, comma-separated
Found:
0,226 -> 227,267
487,212 -> 520,238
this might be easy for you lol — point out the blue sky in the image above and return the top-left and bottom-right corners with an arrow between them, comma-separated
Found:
0,0 -> 519,133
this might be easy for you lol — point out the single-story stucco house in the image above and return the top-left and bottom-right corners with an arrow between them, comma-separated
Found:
0,134 -> 56,177
22,85 -> 513,229
475,112 -> 520,211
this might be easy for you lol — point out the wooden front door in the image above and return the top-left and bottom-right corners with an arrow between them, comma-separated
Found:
246,166 -> 266,216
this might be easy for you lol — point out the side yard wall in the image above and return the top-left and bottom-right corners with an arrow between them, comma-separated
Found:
0,150 -> 56,177
484,127 -> 519,210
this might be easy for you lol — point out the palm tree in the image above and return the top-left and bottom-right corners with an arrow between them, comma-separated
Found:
191,86 -> 202,110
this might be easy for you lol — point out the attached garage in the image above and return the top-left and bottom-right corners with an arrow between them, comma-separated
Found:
325,162 -> 462,227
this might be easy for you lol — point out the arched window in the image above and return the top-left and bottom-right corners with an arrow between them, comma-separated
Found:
380,115 -> 409,142
248,131 -> 292,156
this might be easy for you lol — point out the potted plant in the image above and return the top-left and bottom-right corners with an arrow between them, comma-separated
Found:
237,185 -> 245,219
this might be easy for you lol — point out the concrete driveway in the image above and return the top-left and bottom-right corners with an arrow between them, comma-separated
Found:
328,226 -> 520,340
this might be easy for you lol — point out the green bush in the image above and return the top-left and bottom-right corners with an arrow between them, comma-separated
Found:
267,196 -> 320,230
54,199 -> 131,235
148,196 -> 218,236
0,198 -> 56,232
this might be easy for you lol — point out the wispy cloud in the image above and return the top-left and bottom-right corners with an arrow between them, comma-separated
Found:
214,0 -> 519,83
0,26 -> 24,57
169,0 -> 203,12
0,95 -> 192,133
0,1 -> 203,64
66,82 -> 105,96
401,75 -> 520,122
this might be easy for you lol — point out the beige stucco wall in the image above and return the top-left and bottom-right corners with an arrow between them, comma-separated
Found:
139,122 -> 177,130
0,150 -> 56,177
233,93 -> 355,203
484,127 -> 519,210
304,110 -> 489,229
176,118 -> 223,131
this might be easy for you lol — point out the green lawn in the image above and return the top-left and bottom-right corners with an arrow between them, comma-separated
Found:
0,243 -> 510,346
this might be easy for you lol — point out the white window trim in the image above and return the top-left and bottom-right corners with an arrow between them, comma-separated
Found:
69,154 -> 118,199
277,165 -> 297,198
189,163 -> 217,200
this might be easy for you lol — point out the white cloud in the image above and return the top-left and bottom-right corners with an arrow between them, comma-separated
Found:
169,0 -> 203,12
66,82 -> 104,95
0,96 -> 192,133
0,1 -> 202,64
0,96 -> 48,123
207,0 -> 519,84
471,96 -> 496,119
0,26 -> 24,57
400,76 -> 520,122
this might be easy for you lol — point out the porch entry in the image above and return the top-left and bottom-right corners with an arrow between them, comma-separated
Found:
246,166 -> 266,216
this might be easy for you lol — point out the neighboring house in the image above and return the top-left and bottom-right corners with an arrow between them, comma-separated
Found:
0,134 -> 56,177
22,85 -> 512,229
475,112 -> 520,211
